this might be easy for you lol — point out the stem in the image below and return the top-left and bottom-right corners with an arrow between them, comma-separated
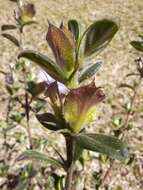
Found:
3,98 -> 12,164
99,76 -> 142,188
19,26 -> 33,149
25,92 -> 33,149
65,136 -> 75,190
121,76 -> 142,136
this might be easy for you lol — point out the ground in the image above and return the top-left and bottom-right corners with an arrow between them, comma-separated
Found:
0,0 -> 143,190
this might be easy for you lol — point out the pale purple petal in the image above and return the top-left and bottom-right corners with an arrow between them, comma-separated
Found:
39,70 -> 55,84
57,82 -> 69,94
39,70 -> 69,94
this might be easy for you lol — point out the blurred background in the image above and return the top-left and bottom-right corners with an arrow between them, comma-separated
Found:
0,0 -> 143,189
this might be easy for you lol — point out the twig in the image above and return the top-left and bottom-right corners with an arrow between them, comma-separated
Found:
18,23 -> 33,149
99,76 -> 142,188
0,70 -> 7,75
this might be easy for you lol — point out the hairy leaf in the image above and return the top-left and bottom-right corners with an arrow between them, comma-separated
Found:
18,50 -> 66,82
79,61 -> 102,83
75,133 -> 128,161
68,19 -> 80,41
36,113 -> 60,131
84,19 -> 118,57
2,33 -> 20,47
1,24 -> 17,31
17,150 -> 62,168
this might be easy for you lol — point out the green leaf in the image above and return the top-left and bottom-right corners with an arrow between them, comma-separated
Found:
27,81 -> 45,97
68,19 -> 80,41
15,179 -> 28,190
75,133 -> 128,161
17,150 -> 63,168
79,61 -> 102,83
36,113 -> 61,131
130,41 -> 143,52
2,33 -> 20,47
73,142 -> 83,162
1,24 -> 17,31
84,19 -> 118,57
18,50 -> 67,83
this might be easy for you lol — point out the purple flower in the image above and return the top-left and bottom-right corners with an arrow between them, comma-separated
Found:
39,70 -> 69,95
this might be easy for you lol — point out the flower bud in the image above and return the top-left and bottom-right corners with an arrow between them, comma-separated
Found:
16,1 -> 35,24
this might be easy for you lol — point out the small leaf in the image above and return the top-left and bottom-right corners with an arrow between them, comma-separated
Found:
68,19 -> 80,41
75,133 -> 128,161
17,150 -> 62,168
79,61 -> 102,83
112,116 -> 122,127
2,33 -> 20,47
1,24 -> 17,31
10,111 -> 23,123
9,0 -> 17,2
119,83 -> 134,91
27,81 -> 46,97
18,50 -> 67,82
36,113 -> 61,131
84,19 -> 118,57
15,179 -> 28,190
130,41 -> 143,52
126,72 -> 139,78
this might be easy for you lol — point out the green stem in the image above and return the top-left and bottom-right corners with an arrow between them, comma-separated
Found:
65,136 -> 75,190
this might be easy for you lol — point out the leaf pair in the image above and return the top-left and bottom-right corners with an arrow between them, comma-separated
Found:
18,19 -> 118,86
68,19 -> 118,57
17,133 -> 128,166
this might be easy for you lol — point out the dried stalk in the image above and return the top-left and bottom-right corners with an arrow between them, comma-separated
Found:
99,76 -> 142,188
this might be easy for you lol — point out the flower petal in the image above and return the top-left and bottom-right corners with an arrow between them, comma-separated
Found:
64,82 -> 105,133
39,70 -> 69,95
